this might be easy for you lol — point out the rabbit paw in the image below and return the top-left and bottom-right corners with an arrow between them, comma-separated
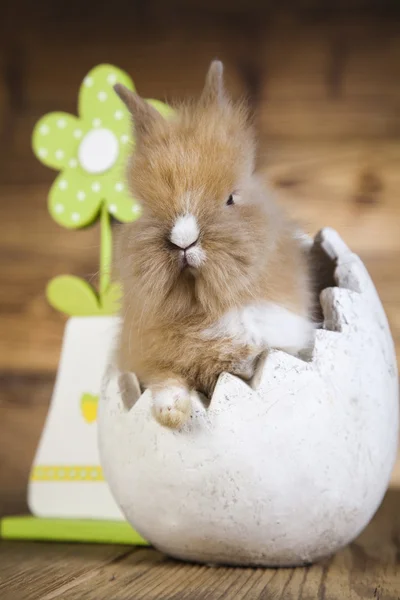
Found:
151,384 -> 192,429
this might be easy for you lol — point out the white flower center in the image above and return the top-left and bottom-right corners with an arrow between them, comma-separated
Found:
78,128 -> 119,174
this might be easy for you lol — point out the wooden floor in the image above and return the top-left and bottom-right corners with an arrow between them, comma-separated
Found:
0,490 -> 399,599
0,1 -> 399,597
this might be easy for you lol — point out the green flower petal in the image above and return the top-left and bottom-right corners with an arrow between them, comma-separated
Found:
32,112 -> 86,171
79,65 -> 135,135
99,282 -> 122,315
102,172 -> 142,223
49,171 -> 103,228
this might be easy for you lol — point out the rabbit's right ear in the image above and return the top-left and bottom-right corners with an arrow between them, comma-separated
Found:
200,60 -> 226,106
114,84 -> 163,137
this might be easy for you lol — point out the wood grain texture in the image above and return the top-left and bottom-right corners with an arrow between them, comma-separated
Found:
0,490 -> 399,599
0,2 -> 399,596
259,14 -> 400,139
0,542 -> 133,600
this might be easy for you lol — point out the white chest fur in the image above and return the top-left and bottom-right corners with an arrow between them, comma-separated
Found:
203,303 -> 313,355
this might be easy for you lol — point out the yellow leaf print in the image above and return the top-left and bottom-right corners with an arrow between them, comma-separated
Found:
80,393 -> 99,423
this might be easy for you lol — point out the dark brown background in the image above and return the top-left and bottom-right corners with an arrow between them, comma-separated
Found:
0,1 -> 399,597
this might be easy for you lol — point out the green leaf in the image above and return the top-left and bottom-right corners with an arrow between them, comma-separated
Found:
80,393 -> 99,423
99,282 -> 122,315
46,275 -> 101,316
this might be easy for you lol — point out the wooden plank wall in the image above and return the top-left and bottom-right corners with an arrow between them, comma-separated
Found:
0,0 -> 399,512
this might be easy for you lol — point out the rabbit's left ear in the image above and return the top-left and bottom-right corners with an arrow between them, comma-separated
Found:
200,60 -> 226,106
114,84 -> 163,138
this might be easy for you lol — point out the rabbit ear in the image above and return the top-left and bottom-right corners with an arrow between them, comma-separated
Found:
114,84 -> 163,137
200,60 -> 226,106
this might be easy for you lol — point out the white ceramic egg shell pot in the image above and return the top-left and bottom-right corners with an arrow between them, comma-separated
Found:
99,227 -> 399,567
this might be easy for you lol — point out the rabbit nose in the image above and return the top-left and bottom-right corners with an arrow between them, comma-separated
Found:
170,214 -> 199,250
170,239 -> 198,251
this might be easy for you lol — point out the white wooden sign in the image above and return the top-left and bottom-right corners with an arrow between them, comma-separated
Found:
28,316 -> 123,520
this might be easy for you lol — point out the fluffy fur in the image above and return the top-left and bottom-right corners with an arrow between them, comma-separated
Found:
114,61 -> 313,428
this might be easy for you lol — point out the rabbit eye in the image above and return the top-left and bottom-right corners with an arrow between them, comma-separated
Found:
226,194 -> 234,206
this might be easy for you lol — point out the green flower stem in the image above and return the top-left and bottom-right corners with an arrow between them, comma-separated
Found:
99,202 -> 112,302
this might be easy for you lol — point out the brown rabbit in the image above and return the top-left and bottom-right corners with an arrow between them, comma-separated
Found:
114,61 -> 313,429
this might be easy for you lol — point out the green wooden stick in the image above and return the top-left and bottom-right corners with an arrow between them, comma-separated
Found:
99,201 -> 112,303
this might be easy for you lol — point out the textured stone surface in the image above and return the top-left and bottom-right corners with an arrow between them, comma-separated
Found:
99,228 -> 399,567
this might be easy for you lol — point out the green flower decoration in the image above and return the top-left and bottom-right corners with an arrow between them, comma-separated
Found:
32,64 -> 173,316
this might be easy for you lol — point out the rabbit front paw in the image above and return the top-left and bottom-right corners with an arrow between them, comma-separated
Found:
151,384 -> 192,429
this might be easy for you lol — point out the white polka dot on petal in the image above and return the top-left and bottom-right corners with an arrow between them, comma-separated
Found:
58,179 -> 68,190
120,134 -> 129,144
69,158 -> 78,168
107,73 -> 117,85
109,204 -> 117,214
54,203 -> 65,214
55,149 -> 64,160
39,124 -> 50,135
132,204 -> 141,214
114,110 -> 123,120
57,118 -> 67,128
98,91 -> 108,102
38,147 -> 48,158
91,182 -> 101,192
74,129 -> 83,139
77,191 -> 86,201
84,76 -> 94,87
92,118 -> 102,128
115,182 -> 124,192
71,212 -> 81,222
